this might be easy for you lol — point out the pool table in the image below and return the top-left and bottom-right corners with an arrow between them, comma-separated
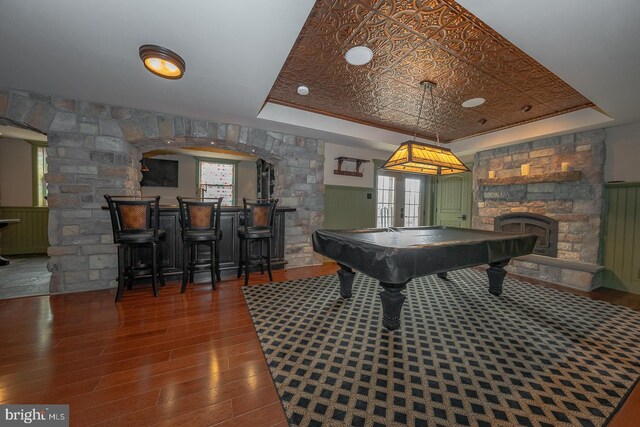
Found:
312,226 -> 537,331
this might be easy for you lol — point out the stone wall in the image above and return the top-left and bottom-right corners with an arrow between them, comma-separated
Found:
473,130 -> 606,272
0,88 -> 325,293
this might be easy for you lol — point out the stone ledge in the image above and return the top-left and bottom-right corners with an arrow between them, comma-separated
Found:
514,254 -> 603,274
509,254 -> 604,292
477,171 -> 582,186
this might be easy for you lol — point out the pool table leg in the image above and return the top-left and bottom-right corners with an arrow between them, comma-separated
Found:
486,259 -> 510,295
379,282 -> 408,331
336,264 -> 355,298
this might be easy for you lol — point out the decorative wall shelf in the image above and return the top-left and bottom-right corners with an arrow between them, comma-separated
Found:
477,171 -> 582,187
334,156 -> 370,177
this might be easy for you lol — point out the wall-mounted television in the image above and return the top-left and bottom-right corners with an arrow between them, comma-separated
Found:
141,158 -> 179,187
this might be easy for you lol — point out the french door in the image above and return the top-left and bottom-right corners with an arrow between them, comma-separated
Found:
376,171 -> 424,228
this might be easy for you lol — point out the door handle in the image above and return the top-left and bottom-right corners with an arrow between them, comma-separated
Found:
458,214 -> 467,220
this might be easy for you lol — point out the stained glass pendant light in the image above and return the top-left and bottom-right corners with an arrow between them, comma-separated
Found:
382,81 -> 469,175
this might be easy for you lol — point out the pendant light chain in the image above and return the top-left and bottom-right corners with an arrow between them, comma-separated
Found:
413,81 -> 429,141
429,83 -> 440,145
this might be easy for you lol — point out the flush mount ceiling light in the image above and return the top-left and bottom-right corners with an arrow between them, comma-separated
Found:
139,44 -> 186,79
345,46 -> 373,66
382,81 -> 470,175
462,97 -> 486,108
521,105 -> 532,112
297,85 -> 309,96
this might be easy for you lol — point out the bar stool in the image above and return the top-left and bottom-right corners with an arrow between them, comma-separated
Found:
237,198 -> 278,286
104,195 -> 165,302
177,196 -> 223,293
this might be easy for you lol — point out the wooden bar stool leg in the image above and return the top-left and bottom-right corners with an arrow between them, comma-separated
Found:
210,241 -> 216,290
126,246 -> 133,290
181,243 -> 189,293
116,244 -> 126,302
215,240 -> 221,282
151,243 -> 159,298
267,238 -> 273,281
244,238 -> 250,286
237,238 -> 244,279
189,244 -> 196,283
158,241 -> 166,287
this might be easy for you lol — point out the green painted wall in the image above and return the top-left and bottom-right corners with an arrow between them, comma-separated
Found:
0,206 -> 49,255
601,182 -> 640,294
324,185 -> 376,229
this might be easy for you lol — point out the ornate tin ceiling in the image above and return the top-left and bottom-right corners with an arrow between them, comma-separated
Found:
265,0 -> 595,142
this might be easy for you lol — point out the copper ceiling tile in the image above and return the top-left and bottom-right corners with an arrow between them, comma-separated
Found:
374,0 -> 465,39
265,0 -> 595,142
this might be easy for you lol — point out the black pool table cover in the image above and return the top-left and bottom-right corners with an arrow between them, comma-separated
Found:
313,226 -> 538,284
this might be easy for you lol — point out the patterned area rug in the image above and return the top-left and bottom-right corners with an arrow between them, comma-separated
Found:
242,269 -> 640,427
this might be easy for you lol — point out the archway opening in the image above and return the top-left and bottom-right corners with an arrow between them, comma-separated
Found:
139,146 -> 267,206
0,122 -> 51,299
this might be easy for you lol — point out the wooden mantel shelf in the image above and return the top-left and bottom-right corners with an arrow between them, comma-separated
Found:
477,170 -> 582,186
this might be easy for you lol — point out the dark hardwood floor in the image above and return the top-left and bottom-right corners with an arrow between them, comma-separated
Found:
0,263 -> 638,426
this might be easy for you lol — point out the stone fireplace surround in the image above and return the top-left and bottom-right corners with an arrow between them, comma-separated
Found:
472,130 -> 606,291
0,88 -> 325,294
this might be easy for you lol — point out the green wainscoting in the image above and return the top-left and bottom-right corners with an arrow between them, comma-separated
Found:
324,185 -> 375,229
0,207 -> 49,255
602,182 -> 640,294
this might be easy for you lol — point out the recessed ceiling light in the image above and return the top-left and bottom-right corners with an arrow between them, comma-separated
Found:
478,118 -> 487,125
297,85 -> 309,96
210,141 -> 215,145
345,46 -> 373,66
462,97 -> 485,108
139,44 -> 186,79
166,140 -> 171,144
521,105 -> 532,112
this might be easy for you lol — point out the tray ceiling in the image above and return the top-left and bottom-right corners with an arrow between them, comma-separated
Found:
265,0 -> 595,143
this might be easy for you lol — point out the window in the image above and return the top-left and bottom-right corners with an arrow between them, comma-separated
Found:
376,175 -> 395,228
33,145 -> 48,207
403,177 -> 422,227
198,160 -> 235,206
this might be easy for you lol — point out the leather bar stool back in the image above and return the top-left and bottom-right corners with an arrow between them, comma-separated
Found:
177,196 -> 223,293
237,198 -> 278,286
104,195 -> 165,302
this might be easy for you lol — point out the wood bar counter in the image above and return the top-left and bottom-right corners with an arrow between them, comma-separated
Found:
124,205 -> 295,280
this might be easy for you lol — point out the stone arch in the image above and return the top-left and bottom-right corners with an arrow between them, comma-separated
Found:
1,89 -> 324,293
133,137 -> 282,166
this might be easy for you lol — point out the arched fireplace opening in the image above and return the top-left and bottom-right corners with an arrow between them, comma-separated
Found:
494,213 -> 558,257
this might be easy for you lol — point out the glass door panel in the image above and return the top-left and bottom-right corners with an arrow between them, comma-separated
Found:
403,177 -> 422,227
376,173 -> 424,227
376,175 -> 395,228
